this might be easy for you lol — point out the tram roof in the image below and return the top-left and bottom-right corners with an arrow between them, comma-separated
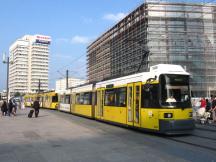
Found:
72,84 -> 94,93
56,89 -> 71,95
96,64 -> 189,88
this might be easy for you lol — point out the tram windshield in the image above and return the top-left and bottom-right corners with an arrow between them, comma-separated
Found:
160,74 -> 191,108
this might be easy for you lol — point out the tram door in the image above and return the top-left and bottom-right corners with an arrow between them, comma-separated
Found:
96,88 -> 104,119
127,82 -> 141,127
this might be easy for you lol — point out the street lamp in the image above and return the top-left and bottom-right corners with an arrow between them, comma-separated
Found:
2,52 -> 13,103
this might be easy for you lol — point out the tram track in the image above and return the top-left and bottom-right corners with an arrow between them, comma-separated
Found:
191,134 -> 216,141
195,126 -> 216,133
165,135 -> 216,152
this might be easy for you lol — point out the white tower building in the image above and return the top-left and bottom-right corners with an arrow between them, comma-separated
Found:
55,77 -> 87,92
9,34 -> 51,94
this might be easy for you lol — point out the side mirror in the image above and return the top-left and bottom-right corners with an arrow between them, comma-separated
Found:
143,76 -> 157,90
143,83 -> 152,90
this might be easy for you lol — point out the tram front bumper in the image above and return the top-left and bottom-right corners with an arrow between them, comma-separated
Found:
159,119 -> 195,135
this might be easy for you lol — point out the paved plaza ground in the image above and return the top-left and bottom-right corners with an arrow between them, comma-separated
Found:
0,108 -> 216,162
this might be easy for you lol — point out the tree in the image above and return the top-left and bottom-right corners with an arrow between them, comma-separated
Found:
14,92 -> 21,97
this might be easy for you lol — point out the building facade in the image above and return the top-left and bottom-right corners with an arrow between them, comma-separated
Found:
55,77 -> 87,92
87,2 -> 216,97
9,35 -> 51,94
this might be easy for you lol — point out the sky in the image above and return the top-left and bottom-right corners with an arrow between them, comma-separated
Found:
0,0 -> 209,91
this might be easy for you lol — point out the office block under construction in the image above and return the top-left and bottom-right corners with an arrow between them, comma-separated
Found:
87,2 -> 216,97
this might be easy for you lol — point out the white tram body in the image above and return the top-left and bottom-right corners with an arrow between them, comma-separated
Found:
58,89 -> 71,112
96,64 -> 189,89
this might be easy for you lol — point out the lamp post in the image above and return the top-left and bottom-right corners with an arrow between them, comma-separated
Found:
3,53 -> 13,103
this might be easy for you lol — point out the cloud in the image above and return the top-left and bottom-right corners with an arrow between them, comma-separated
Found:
71,35 -> 92,44
103,12 -> 128,22
55,35 -> 94,45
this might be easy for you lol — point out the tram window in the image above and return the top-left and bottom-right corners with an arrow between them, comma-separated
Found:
116,88 -> 127,107
60,96 -> 64,103
160,74 -> 191,108
83,92 -> 92,105
94,92 -> 97,105
141,84 -> 160,108
79,93 -> 84,104
75,93 -> 92,105
65,95 -> 70,104
52,95 -> 58,102
76,94 -> 80,104
105,89 -> 115,106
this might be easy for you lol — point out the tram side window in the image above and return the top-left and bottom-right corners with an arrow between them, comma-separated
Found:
65,95 -> 70,104
141,84 -> 160,108
79,93 -> 84,105
76,94 -> 80,104
116,88 -> 127,107
105,89 -> 115,106
76,93 -> 92,105
104,88 -> 126,107
60,95 -> 64,103
83,92 -> 92,105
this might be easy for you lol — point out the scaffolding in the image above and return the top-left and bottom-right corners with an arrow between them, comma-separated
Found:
87,1 -> 216,97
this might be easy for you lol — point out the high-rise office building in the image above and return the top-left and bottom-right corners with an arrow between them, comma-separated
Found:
87,2 -> 216,97
9,34 -> 51,94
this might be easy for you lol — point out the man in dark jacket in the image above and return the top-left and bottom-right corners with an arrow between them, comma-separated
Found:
33,98 -> 40,118
1,100 -> 8,116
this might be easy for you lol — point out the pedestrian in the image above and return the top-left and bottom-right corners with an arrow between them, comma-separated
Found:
197,97 -> 206,116
12,98 -> 17,114
210,95 -> 216,122
1,100 -> 8,116
0,100 -> 3,110
206,99 -> 211,112
0,100 -> 4,116
32,98 -> 40,118
8,99 -> 15,116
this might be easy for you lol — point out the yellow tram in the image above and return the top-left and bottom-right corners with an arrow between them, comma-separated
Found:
40,91 -> 58,110
24,91 -> 58,110
71,64 -> 194,134
24,93 -> 37,107
25,64 -> 194,134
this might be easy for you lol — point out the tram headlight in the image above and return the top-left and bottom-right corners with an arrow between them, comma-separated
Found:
164,113 -> 173,118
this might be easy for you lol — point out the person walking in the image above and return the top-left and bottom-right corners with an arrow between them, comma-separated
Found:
1,100 -> 8,116
210,95 -> 216,122
0,100 -> 3,116
198,97 -> 206,116
12,98 -> 17,114
206,99 -> 211,112
32,98 -> 40,118
8,99 -> 15,116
